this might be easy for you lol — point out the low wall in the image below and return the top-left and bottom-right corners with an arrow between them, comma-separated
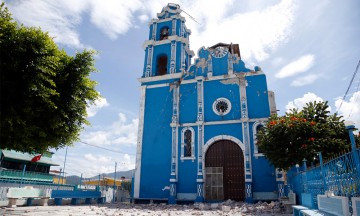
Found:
0,186 -> 130,207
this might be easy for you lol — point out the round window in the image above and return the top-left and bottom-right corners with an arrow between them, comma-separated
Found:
213,98 -> 231,116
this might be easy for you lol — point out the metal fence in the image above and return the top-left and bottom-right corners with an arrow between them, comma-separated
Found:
0,169 -> 53,183
287,148 -> 360,209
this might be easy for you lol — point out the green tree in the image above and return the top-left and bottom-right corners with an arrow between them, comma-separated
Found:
0,3 -> 100,153
257,101 -> 351,170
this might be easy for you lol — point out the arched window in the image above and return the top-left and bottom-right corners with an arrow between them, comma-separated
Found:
184,130 -> 192,157
157,55 -> 168,75
181,127 -> 195,160
160,27 -> 169,40
256,125 -> 264,154
253,123 -> 265,155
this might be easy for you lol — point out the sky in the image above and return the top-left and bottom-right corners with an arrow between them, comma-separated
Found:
3,0 -> 360,178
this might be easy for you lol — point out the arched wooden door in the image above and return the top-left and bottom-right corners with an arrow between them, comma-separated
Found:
204,140 -> 245,201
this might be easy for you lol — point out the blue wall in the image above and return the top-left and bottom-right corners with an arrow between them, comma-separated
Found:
212,56 -> 229,76
203,80 -> 241,122
246,75 -> 270,119
179,83 -> 197,123
204,124 -> 243,143
140,87 -> 173,198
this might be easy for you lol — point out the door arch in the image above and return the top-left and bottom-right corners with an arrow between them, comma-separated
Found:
204,139 -> 245,201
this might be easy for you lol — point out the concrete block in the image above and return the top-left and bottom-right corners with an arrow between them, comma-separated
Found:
222,205 -> 231,212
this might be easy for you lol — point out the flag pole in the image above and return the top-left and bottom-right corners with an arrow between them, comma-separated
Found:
113,162 -> 117,203
62,146 -> 68,185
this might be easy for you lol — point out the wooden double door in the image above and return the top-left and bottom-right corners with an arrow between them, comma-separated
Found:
204,140 -> 245,201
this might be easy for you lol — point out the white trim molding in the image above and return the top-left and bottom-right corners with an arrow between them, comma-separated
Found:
239,74 -> 252,181
268,90 -> 277,115
134,86 -> 147,198
203,135 -> 245,153
151,22 -> 157,40
197,124 -> 204,176
143,36 -> 190,49
171,85 -> 179,178
138,72 -> 182,83
170,41 -> 177,74
145,46 -> 153,77
180,117 -> 269,127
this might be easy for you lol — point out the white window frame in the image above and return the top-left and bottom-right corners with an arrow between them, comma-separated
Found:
212,97 -> 232,116
181,127 -> 195,161
253,122 -> 265,156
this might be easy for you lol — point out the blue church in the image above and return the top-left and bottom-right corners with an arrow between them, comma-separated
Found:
133,3 -> 284,204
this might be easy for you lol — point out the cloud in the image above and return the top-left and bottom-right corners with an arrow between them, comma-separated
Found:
285,92 -> 326,112
88,0 -> 142,39
6,0 -> 88,49
56,152 -> 135,177
335,91 -> 360,129
87,97 -> 110,117
271,57 -> 285,67
138,14 -> 149,23
275,54 -> 315,78
290,74 -> 320,87
7,0 -> 297,59
183,0 -> 297,62
82,113 -> 138,146
6,0 -> 142,48
84,153 -> 112,163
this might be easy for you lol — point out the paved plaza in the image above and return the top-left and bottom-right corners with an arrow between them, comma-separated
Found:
0,201 -> 293,216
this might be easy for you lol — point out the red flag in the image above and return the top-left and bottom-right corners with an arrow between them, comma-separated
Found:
31,154 -> 42,162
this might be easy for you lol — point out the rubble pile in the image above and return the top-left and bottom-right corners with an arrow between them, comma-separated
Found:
114,200 -> 292,216
3,200 -> 293,216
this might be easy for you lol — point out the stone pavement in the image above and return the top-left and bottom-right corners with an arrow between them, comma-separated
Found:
0,201 -> 293,216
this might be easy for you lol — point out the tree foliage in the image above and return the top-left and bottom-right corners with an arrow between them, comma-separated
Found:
257,101 -> 351,170
0,3 -> 100,153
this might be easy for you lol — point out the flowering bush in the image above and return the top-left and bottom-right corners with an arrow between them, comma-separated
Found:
257,101 -> 351,170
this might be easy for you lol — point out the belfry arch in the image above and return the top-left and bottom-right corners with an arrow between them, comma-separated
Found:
156,55 -> 168,75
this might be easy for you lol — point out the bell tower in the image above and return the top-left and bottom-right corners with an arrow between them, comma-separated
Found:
134,3 -> 195,204
142,3 -> 194,77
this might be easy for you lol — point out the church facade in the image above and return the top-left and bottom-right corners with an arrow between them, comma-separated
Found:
133,4 -> 284,204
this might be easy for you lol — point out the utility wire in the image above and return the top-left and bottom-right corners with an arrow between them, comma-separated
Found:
79,141 -> 135,156
180,9 -> 201,25
337,59 -> 360,112
348,76 -> 360,117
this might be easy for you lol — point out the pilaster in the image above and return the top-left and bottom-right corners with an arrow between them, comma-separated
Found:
276,168 -> 285,198
170,41 -> 176,74
181,43 -> 185,71
133,86 -> 147,198
145,46 -> 153,77
239,76 -> 253,193
169,85 -> 179,203
245,182 -> 253,203
151,22 -> 157,40
196,80 -> 204,202
228,53 -> 233,74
